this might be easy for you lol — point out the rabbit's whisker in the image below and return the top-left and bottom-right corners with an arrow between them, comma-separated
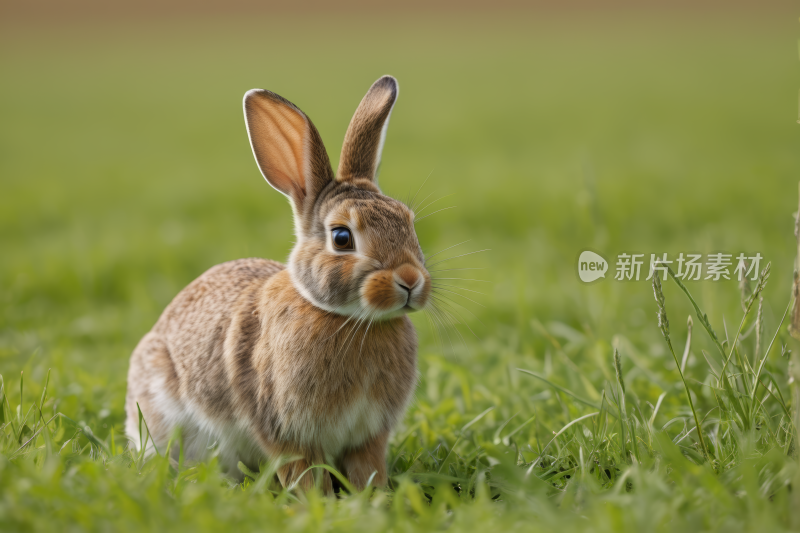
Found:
431,277 -> 489,283
430,301 -> 469,349
415,194 -> 454,218
426,249 -> 490,269
431,287 -> 486,307
358,310 -> 379,360
430,296 -> 480,340
430,293 -> 485,329
411,189 -> 438,215
338,310 -> 372,360
334,312 -> 363,359
438,308 -> 471,349
423,309 -> 448,355
426,304 -> 457,353
407,168 -> 435,212
423,311 -> 443,352
424,240 -> 471,262
320,289 -> 364,340
414,206 -> 456,223
428,267 -> 485,273
324,312 -> 358,341
431,284 -> 485,296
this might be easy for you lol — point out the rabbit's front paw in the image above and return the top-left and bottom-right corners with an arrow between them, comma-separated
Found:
278,458 -> 333,495
340,432 -> 389,491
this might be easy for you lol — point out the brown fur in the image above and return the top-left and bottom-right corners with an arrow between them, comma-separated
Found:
337,76 -> 397,182
126,75 -> 429,493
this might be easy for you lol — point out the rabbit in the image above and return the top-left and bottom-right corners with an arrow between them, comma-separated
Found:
124,75 -> 430,493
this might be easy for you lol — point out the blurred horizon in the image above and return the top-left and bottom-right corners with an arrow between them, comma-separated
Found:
1,0 -> 796,32
2,0 -> 800,397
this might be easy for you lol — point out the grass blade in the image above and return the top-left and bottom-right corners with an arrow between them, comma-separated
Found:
750,297 -> 792,417
517,369 -> 610,414
652,271 -> 712,463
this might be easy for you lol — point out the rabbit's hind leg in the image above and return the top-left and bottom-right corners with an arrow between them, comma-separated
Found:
125,332 -> 183,457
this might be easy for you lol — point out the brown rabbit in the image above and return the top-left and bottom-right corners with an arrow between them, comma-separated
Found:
125,75 -> 430,493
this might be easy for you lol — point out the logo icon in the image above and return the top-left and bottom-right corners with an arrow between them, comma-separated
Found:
578,251 -> 608,283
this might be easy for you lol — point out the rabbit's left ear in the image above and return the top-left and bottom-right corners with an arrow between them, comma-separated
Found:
337,75 -> 398,183
243,88 -> 334,210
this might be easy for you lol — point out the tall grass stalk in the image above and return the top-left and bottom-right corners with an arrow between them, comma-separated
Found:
612,349 -> 629,461
651,271 -> 711,462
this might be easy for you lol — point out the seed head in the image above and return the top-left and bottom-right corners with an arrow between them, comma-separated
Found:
652,271 -> 670,341
614,348 -> 625,395
745,262 -> 770,312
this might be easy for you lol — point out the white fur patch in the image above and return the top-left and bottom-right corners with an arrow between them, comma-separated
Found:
275,390 -> 386,461
127,373 -> 267,474
127,374 -> 387,472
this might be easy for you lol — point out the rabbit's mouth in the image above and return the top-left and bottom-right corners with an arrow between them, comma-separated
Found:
358,265 -> 430,316
360,303 -> 423,322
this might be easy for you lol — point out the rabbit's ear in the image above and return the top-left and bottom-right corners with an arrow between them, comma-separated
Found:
243,89 -> 333,208
337,75 -> 398,183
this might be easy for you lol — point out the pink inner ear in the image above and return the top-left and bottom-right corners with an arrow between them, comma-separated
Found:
268,167 -> 306,200
245,91 -> 310,200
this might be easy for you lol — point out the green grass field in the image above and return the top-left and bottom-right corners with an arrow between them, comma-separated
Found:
3,6 -> 800,531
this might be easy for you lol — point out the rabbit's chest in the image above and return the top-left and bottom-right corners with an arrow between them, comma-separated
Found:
257,294 -> 417,455
278,368 -> 388,455
317,388 -> 386,455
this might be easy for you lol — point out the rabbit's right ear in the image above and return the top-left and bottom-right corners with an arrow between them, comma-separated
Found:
243,89 -> 334,209
337,76 -> 398,183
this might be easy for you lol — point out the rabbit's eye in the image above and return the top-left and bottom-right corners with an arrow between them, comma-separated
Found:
331,227 -> 354,251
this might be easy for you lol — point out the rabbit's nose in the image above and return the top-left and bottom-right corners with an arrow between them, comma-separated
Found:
394,264 -> 421,291
396,283 -> 412,305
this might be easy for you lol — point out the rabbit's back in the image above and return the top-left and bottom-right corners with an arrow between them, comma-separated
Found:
125,258 -> 284,467
156,257 -> 283,367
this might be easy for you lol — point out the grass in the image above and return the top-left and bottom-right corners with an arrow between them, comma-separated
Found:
3,6 -> 800,531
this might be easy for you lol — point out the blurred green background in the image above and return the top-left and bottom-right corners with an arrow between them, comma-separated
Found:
1,0 -> 800,499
